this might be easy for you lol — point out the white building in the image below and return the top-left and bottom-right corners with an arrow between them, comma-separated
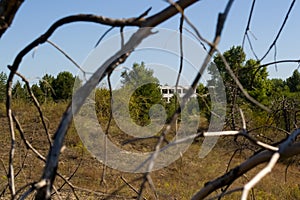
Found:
159,85 -> 197,103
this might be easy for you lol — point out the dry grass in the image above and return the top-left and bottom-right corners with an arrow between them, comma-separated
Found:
0,102 -> 299,199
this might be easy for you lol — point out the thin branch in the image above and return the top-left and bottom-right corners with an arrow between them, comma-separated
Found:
46,40 -> 89,79
94,26 -> 115,48
120,26 -> 125,48
121,176 -> 147,200
7,94 -> 16,198
137,0 -> 234,198
104,176 -> 143,200
274,43 -> 278,71
146,174 -> 158,199
242,0 -> 258,60
246,33 -> 259,60
216,48 -> 271,112
100,73 -> 113,186
191,141 -> 300,200
12,114 -> 46,161
242,0 -> 255,47
28,1 -> 199,199
260,0 -> 296,61
241,152 -> 280,200
175,13 -> 184,92
15,72 -> 52,146
206,187 -> 243,200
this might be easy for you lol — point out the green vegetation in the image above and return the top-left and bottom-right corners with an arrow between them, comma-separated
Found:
1,47 -> 299,134
120,62 -> 163,126
1,47 -> 300,134
1,47 -> 300,199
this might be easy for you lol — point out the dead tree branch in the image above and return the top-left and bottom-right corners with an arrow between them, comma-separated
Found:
260,0 -> 296,61
191,128 -> 300,199
0,0 -> 24,38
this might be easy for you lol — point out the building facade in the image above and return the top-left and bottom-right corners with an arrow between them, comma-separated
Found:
159,85 -> 197,103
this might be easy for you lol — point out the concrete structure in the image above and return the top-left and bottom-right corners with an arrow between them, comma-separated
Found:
159,85 -> 197,103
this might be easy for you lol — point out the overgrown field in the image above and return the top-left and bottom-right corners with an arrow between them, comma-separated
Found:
0,102 -> 299,199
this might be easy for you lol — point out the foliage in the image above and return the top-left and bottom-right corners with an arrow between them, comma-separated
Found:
207,46 -> 270,129
31,84 -> 44,103
196,83 -> 210,119
209,46 -> 270,104
0,71 -> 7,102
287,69 -> 300,92
95,87 -> 111,120
12,80 -> 28,100
120,62 -> 163,126
39,74 -> 55,102
165,94 -> 180,122
52,71 -> 76,100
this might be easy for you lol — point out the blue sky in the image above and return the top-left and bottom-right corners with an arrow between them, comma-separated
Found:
0,0 -> 299,86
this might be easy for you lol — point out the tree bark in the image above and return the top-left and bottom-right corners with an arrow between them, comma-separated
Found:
0,0 -> 24,38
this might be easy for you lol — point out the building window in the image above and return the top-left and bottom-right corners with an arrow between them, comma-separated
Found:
162,89 -> 168,94
169,89 -> 174,94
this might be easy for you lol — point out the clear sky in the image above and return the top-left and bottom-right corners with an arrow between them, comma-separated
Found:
0,0 -> 299,86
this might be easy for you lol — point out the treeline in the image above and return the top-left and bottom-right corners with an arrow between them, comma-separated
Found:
1,46 -> 300,132
0,71 -> 78,103
207,46 -> 300,132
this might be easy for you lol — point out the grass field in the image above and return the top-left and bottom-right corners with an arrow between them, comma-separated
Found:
0,102 -> 299,199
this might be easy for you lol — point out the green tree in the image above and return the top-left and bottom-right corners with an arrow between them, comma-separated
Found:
269,78 -> 289,97
12,81 -> 28,100
31,84 -> 44,103
0,71 -> 7,102
196,83 -> 210,119
239,59 -> 270,103
208,46 -> 269,129
52,71 -> 75,100
95,87 -> 111,120
39,74 -> 55,101
120,62 -> 162,126
286,69 -> 300,92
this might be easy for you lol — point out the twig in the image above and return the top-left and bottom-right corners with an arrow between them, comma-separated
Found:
137,0 -> 234,198
260,0 -> 296,61
121,176 -> 147,200
100,73 -> 113,186
46,40 -> 89,80
242,0 -> 255,47
241,152 -> 280,200
175,12 -> 184,91
15,72 -> 52,146
241,0 -> 259,59
146,175 -> 158,199
28,1 -> 198,199
94,26 -> 115,48
191,141 -> 300,199
206,187 -> 243,200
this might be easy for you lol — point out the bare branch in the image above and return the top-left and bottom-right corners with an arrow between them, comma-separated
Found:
29,1 -> 199,199
0,0 -> 24,38
242,0 -> 256,47
46,40 -> 89,79
260,0 -> 296,61
241,152 -> 280,200
15,72 -> 52,146
121,176 -> 147,200
94,26 -> 115,48
191,141 -> 300,199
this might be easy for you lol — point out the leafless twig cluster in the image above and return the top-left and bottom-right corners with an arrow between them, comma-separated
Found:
1,0 -> 300,199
